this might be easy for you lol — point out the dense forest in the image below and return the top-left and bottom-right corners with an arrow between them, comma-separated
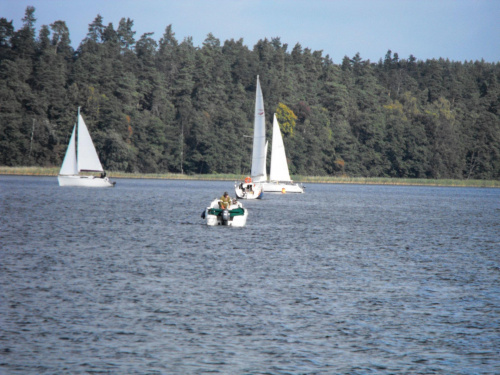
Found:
1,7 -> 499,179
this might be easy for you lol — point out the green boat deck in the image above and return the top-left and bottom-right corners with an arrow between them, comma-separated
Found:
207,207 -> 245,217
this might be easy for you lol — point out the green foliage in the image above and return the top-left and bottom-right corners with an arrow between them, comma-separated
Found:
1,7 -> 499,180
276,102 -> 297,136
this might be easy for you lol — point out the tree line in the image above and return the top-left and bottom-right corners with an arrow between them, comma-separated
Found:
1,6 -> 499,179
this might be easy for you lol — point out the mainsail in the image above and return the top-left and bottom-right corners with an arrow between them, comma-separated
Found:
77,113 -> 103,172
250,75 -> 267,182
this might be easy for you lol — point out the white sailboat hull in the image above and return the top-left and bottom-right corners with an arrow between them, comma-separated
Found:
234,181 -> 263,200
58,175 -> 115,187
204,199 -> 248,227
262,181 -> 304,193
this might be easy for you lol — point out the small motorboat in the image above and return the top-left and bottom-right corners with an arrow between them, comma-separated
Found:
202,198 -> 248,227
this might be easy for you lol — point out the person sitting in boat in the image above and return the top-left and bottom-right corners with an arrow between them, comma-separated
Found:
219,192 -> 232,209
100,172 -> 107,178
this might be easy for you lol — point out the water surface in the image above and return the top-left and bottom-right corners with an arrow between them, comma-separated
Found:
1,176 -> 498,374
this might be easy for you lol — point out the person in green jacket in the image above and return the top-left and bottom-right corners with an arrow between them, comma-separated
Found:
219,192 -> 232,209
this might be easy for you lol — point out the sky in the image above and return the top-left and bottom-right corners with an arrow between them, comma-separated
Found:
1,0 -> 499,63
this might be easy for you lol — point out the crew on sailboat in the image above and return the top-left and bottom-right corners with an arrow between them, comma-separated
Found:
238,177 -> 254,195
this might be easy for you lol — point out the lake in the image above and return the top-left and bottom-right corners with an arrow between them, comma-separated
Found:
0,176 -> 499,374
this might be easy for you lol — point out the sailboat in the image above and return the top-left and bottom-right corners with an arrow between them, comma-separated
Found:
262,114 -> 304,193
234,76 -> 265,199
58,107 -> 115,187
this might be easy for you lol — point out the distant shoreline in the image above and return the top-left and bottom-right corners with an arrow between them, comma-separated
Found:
1,166 -> 498,188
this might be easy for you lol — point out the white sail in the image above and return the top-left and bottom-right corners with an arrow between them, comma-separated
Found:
264,139 -> 269,180
59,125 -> 78,175
250,75 -> 266,182
77,114 -> 103,172
269,114 -> 291,182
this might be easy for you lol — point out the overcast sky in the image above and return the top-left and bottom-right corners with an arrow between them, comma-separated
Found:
2,0 -> 499,63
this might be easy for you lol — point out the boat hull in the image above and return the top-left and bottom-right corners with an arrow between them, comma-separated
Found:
262,181 -> 304,193
58,175 -> 116,187
204,199 -> 248,227
234,182 -> 263,200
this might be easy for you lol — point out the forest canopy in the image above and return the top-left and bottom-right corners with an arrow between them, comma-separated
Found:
1,6 -> 499,179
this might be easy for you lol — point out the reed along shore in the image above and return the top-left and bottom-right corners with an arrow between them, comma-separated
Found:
1,166 -> 498,188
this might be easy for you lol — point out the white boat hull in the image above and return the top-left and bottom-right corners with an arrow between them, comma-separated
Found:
58,175 -> 116,187
262,181 -> 304,193
234,182 -> 263,200
204,199 -> 248,227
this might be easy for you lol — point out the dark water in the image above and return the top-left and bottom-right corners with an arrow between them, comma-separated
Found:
1,176 -> 499,374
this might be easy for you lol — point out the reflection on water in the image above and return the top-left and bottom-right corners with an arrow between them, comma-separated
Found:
1,176 -> 499,374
